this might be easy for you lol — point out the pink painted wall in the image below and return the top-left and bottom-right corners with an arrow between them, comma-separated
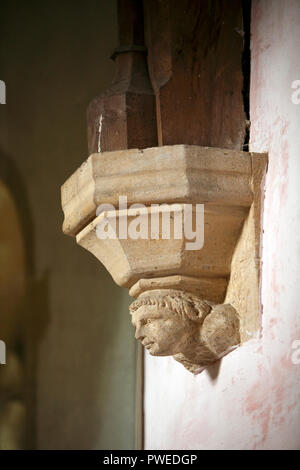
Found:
144,0 -> 300,450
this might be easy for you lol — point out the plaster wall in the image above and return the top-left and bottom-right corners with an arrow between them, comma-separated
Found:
144,0 -> 300,450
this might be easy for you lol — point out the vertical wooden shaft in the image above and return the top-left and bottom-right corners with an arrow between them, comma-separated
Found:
144,0 -> 246,150
87,0 -> 157,154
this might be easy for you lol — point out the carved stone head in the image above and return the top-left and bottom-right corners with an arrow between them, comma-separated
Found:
130,288 -> 240,373
130,289 -> 211,356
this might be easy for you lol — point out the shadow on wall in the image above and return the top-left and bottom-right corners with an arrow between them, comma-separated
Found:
206,360 -> 222,382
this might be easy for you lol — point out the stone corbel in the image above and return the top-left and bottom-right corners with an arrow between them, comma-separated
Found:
61,145 -> 267,374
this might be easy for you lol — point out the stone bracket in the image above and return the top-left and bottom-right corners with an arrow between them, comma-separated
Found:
61,145 -> 268,373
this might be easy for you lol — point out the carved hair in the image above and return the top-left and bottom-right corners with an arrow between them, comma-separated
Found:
129,290 -> 212,323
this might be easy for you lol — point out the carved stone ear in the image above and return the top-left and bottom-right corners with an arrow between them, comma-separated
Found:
201,304 -> 240,356
183,297 -> 212,323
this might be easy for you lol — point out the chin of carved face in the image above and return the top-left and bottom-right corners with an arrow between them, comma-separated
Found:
131,306 -> 189,357
145,340 -> 168,356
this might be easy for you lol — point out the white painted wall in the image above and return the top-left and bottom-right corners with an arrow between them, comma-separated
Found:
144,0 -> 300,450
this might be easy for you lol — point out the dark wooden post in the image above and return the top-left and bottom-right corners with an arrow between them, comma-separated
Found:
143,0 -> 246,150
87,0 -> 157,154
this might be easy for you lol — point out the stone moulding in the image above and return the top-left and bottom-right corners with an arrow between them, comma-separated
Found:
61,145 -> 268,374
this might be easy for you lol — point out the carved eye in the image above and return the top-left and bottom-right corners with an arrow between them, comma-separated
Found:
147,319 -> 152,324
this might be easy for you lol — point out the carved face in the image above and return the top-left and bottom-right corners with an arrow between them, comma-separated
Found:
131,305 -> 192,356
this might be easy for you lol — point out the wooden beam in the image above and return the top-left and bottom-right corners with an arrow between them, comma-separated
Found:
144,0 -> 246,149
87,0 -> 157,154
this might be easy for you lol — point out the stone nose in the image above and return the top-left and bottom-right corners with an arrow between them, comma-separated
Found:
134,322 -> 145,340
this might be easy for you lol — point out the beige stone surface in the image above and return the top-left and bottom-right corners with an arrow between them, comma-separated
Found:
129,275 -> 227,304
76,203 -> 247,290
61,145 -> 268,373
226,152 -> 268,341
62,145 -> 253,237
